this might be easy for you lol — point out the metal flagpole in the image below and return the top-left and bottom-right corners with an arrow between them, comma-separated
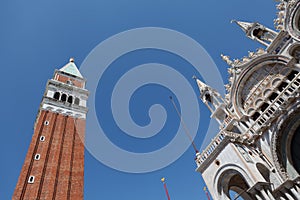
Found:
204,186 -> 211,200
169,96 -> 199,153
161,178 -> 171,200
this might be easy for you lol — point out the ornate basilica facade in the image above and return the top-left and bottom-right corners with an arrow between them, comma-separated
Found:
195,1 -> 300,199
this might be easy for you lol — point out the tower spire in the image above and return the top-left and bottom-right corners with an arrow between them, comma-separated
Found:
231,20 -> 254,33
193,76 -> 227,125
193,76 -> 224,107
59,58 -> 83,78
232,20 -> 278,46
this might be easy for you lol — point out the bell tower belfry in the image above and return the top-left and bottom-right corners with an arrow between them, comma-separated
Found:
13,58 -> 89,200
195,1 -> 300,199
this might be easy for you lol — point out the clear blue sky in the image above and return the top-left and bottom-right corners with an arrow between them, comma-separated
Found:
0,1 -> 276,199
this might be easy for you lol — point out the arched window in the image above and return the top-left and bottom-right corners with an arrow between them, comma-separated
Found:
61,94 -> 67,102
269,92 -> 278,102
256,163 -> 270,182
218,170 -> 253,200
261,102 -> 269,112
67,96 -> 73,104
278,82 -> 288,92
53,92 -> 60,100
251,112 -> 260,121
287,70 -> 298,81
74,97 -> 80,105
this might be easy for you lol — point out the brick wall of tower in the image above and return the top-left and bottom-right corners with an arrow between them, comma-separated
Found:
12,110 -> 85,200
54,74 -> 84,88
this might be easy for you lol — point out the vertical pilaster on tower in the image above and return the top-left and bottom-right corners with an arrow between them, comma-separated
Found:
13,58 -> 89,200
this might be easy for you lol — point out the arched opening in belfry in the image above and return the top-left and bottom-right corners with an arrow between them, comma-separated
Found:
67,96 -> 73,104
74,97 -> 80,105
218,170 -> 253,200
53,92 -> 60,100
61,94 -> 67,102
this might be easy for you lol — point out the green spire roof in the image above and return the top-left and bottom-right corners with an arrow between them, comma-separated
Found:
59,58 -> 83,78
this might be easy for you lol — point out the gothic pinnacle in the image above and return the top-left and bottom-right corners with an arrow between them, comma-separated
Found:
221,54 -> 233,66
248,51 -> 255,58
231,20 -> 254,33
276,2 -> 285,10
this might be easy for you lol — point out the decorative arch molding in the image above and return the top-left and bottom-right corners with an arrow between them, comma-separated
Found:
286,1 -> 300,41
288,43 -> 300,62
214,164 -> 254,199
231,55 -> 291,118
271,101 -> 300,180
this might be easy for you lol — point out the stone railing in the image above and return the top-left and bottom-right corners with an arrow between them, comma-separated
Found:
243,71 -> 300,140
195,132 -> 226,166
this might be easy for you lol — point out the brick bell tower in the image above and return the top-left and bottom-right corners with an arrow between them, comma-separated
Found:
13,58 -> 89,200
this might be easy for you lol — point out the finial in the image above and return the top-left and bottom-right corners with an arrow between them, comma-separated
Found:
248,51 -> 255,58
228,68 -> 233,74
192,75 -> 197,80
256,48 -> 265,55
221,54 -> 233,66
233,59 -> 240,65
69,57 -> 75,63
225,84 -> 231,91
276,2 -> 285,10
225,94 -> 230,101
275,25 -> 284,30
288,0 -> 296,8
242,56 -> 250,63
